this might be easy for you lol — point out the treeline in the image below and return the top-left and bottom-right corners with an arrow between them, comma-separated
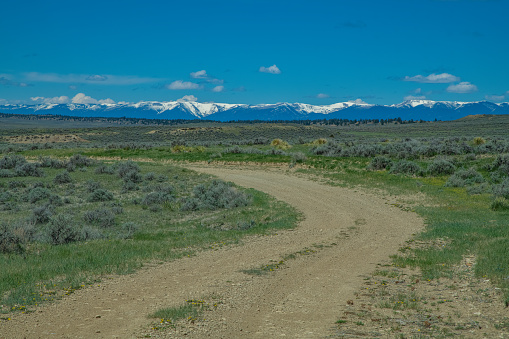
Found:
0,112 -> 431,127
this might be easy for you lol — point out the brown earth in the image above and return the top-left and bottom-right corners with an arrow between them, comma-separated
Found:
0,165 -> 423,338
3,134 -> 88,144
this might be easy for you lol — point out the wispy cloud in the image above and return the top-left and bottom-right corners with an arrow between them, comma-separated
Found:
404,95 -> 427,101
485,94 -> 505,102
166,80 -> 202,90
190,70 -> 208,79
29,93 -> 115,105
212,85 -> 224,93
177,95 -> 198,102
31,96 -> 70,104
24,72 -> 160,85
259,65 -> 281,74
403,73 -> 460,83
316,93 -> 329,99
0,76 -> 32,87
446,82 -> 478,93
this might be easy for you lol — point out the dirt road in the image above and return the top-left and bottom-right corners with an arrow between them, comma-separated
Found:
1,165 -> 423,338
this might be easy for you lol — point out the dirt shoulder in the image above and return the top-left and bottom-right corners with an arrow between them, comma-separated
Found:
0,165 -> 422,338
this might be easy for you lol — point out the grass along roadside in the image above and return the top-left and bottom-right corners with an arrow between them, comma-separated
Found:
0,155 -> 300,317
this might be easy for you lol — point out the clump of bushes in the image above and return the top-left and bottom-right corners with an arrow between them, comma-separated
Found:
54,170 -> 72,184
181,180 -> 251,211
368,156 -> 393,171
88,189 -> 114,202
492,178 -> 509,199
445,168 -> 485,187
473,137 -> 486,145
427,159 -> 456,176
271,139 -> 291,150
491,197 -> 509,211
83,208 -> 116,228
47,214 -> 83,245
389,160 -> 423,176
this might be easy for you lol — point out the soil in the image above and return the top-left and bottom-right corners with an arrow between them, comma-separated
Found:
3,134 -> 88,144
1,164 -> 425,338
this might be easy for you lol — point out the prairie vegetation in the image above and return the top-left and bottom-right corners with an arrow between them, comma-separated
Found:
1,113 -> 509,334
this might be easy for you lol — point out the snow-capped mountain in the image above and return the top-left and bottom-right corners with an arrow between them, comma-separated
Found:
1,100 -> 508,121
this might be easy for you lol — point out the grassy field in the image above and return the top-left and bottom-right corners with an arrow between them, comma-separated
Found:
1,114 -> 509,319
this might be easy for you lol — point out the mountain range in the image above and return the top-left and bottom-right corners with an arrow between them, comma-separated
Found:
1,100 -> 509,122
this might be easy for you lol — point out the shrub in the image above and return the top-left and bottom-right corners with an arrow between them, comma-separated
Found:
85,180 -> 101,193
83,208 -> 116,228
181,180 -> 251,211
291,152 -> 307,164
8,180 -> 25,189
122,170 -> 143,183
117,161 -> 140,179
144,172 -> 156,181
491,197 -> 509,211
68,154 -> 94,167
122,180 -> 139,192
15,163 -> 44,177
142,192 -> 174,206
311,138 -> 327,145
0,169 -> 14,178
118,222 -> 139,239
38,156 -> 66,168
467,183 -> 488,195
389,160 -> 422,176
27,187 -> 51,203
32,205 -> 53,224
473,137 -> 486,145
368,156 -> 393,171
0,154 -> 26,169
47,214 -> 82,245
271,139 -> 291,150
49,194 -> 64,206
445,168 -> 485,188
490,154 -> 509,175
0,223 -> 24,254
95,164 -> 115,174
492,179 -> 509,199
54,170 -> 72,184
88,189 -> 114,202
427,159 -> 456,176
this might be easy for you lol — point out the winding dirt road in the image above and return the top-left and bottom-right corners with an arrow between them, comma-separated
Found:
1,166 -> 423,338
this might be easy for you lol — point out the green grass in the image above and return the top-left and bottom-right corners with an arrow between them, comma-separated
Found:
0,158 -> 300,311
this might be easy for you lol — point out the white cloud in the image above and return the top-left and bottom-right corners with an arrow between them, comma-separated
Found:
212,85 -> 224,92
98,98 -> 115,104
190,70 -> 208,79
404,95 -> 427,101
446,82 -> 478,93
403,73 -> 460,83
259,64 -> 281,74
413,88 -> 422,94
316,93 -> 329,99
68,85 -> 77,90
24,72 -> 160,85
177,95 -> 198,102
0,98 -> 9,105
71,93 -> 115,104
348,99 -> 368,105
167,80 -> 201,90
31,96 -> 70,104
485,95 -> 505,102
86,74 -> 108,81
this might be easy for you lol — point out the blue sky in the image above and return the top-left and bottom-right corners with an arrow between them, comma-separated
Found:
1,0 -> 508,106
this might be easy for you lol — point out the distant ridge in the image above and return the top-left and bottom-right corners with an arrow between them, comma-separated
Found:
1,100 -> 508,122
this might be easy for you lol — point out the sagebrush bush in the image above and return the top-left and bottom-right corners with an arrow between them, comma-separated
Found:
0,154 -> 26,169
492,179 -> 509,199
181,180 -> 251,211
85,180 -> 101,193
490,154 -> 509,175
389,160 -> 422,176
291,152 -> 307,164
445,168 -> 485,187
0,169 -> 14,178
95,164 -> 115,174
142,192 -> 174,206
38,156 -> 66,169
47,214 -> 82,245
68,154 -> 94,167
27,187 -> 51,204
0,223 -> 24,254
14,163 -> 44,177
117,161 -> 140,179
368,156 -> 393,171
83,208 -> 116,228
54,171 -> 72,184
118,222 -> 139,239
32,205 -> 53,224
427,159 -> 456,176
88,189 -> 114,202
